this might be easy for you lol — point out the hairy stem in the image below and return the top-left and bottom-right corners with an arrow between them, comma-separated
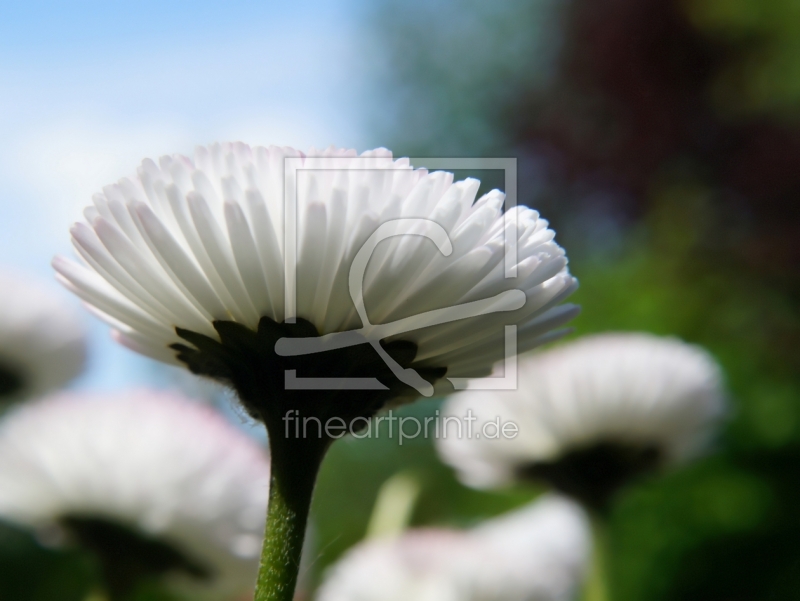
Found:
254,425 -> 329,601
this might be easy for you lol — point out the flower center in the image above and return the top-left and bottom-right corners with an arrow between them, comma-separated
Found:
61,515 -> 211,598
519,441 -> 662,512
170,316 -> 447,438
0,360 -> 24,398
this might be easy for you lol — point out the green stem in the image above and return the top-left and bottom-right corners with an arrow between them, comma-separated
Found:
255,427 -> 329,601
582,516 -> 610,601
365,471 -> 421,540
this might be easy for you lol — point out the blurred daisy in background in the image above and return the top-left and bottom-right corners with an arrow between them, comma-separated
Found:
0,390 -> 269,600
316,494 -> 590,601
438,332 -> 727,511
0,269 -> 86,408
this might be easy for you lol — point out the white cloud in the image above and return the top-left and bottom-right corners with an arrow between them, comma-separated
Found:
0,15 -> 366,271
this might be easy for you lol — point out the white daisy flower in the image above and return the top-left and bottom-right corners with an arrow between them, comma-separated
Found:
437,333 -> 727,510
316,495 -> 590,601
0,390 -> 269,600
0,269 -> 86,405
52,143 -> 577,415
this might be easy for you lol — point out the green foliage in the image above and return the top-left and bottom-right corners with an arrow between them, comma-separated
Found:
686,0 -> 800,119
0,521 -> 93,601
0,520 -> 191,601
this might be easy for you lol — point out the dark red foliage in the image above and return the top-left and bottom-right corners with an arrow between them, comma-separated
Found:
513,0 -> 800,286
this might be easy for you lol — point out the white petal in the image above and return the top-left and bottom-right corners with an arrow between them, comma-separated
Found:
224,200 -> 272,318
131,202 -> 228,332
188,191 -> 259,327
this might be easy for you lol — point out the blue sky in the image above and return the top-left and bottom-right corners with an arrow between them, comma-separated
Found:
0,0 -> 371,394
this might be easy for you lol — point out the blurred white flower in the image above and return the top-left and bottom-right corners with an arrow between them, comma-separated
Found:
0,390 -> 269,600
437,332 -> 727,510
0,269 -> 86,405
316,495 -> 590,601
52,142 -> 577,402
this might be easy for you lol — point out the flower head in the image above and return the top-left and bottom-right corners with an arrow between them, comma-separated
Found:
316,495 -> 590,601
437,332 -> 727,510
53,143 -> 577,428
0,390 -> 269,599
0,269 -> 86,405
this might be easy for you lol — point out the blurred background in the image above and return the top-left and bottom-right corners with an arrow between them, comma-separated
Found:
1,0 -> 799,599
